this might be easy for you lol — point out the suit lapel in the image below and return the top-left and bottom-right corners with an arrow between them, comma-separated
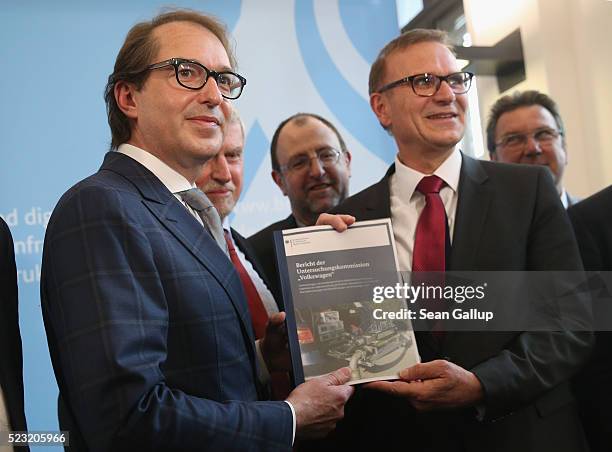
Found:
441,156 -> 491,352
448,155 -> 491,271
100,152 -> 257,351
283,215 -> 298,230
358,165 -> 394,219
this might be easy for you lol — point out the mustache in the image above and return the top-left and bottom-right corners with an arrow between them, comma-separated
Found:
305,177 -> 334,190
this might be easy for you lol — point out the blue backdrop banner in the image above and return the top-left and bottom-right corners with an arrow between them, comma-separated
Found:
0,1 -> 399,446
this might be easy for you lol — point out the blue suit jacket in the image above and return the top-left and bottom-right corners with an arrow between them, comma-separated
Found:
41,152 -> 292,451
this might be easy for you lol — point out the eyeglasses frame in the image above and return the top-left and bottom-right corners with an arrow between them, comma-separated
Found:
129,57 -> 247,100
377,71 -> 475,97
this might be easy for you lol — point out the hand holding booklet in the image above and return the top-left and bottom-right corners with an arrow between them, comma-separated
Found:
274,218 -> 420,386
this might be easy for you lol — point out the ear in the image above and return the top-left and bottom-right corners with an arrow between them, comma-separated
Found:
114,81 -> 139,120
344,150 -> 352,177
271,170 -> 288,196
370,92 -> 392,129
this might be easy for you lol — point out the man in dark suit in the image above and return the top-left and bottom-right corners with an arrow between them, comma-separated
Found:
0,218 -> 28,449
320,29 -> 592,452
486,90 -> 579,208
249,113 -> 351,301
41,10 -> 352,451
568,185 -> 612,452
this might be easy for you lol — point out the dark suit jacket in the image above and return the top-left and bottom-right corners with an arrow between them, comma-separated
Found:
248,215 -> 298,308
568,185 -> 612,452
569,185 -> 612,269
316,156 -> 592,452
0,218 -> 28,442
41,152 -> 292,452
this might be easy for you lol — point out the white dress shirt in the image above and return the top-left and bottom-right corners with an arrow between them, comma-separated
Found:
390,148 -> 462,271
560,189 -> 569,209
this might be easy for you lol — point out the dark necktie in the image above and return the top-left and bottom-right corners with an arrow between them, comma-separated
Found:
224,230 -> 269,340
177,188 -> 228,256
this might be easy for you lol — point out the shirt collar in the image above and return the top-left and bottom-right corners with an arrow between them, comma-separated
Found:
560,189 -> 568,209
116,143 -> 194,194
394,148 -> 462,199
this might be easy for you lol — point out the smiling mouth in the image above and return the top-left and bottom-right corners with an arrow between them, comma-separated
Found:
426,113 -> 458,120
206,189 -> 231,196
308,183 -> 332,192
187,116 -> 220,126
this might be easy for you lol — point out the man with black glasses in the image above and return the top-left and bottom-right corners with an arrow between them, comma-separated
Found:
40,10 -> 353,451
249,113 -> 351,300
487,90 -> 578,207
318,28 -> 591,452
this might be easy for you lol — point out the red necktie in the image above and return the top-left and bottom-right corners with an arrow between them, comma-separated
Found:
224,230 -> 269,339
412,176 -> 447,340
412,175 -> 446,272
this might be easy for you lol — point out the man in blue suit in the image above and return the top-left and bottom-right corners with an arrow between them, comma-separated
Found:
41,10 -> 352,451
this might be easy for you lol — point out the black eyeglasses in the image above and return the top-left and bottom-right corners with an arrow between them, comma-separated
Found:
377,71 -> 474,97
142,58 -> 246,99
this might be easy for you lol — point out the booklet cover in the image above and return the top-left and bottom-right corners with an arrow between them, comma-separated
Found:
274,218 -> 420,386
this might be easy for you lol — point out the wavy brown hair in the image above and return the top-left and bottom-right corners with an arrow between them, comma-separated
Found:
104,9 -> 235,149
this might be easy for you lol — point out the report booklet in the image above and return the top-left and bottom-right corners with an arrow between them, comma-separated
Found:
274,219 -> 420,386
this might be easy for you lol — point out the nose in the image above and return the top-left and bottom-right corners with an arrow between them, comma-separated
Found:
211,153 -> 231,183
196,76 -> 223,106
433,79 -> 456,103
308,155 -> 325,178
524,135 -> 543,157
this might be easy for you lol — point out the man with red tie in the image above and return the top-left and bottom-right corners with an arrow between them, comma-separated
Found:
197,111 -> 294,400
319,28 -> 592,452
196,111 -> 277,339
